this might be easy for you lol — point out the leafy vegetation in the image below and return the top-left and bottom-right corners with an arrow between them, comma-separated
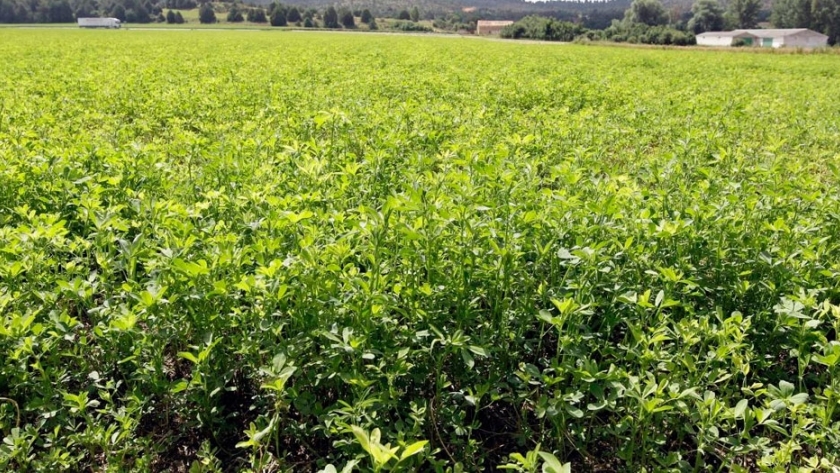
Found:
340,8 -> 355,28
598,0 -> 694,45
388,19 -> 431,31
323,5 -> 338,28
501,0 -> 695,46
199,2 -> 216,23
285,6 -> 300,23
501,15 -> 585,42
687,0 -> 725,34
226,4 -> 243,22
269,3 -> 287,26
165,9 -> 185,23
2,30 -> 840,472
623,0 -> 670,26
603,22 -> 696,45
727,0 -> 762,28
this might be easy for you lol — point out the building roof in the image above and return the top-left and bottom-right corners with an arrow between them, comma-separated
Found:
696,31 -> 756,38
736,28 -> 829,38
698,28 -> 828,39
476,20 -> 514,27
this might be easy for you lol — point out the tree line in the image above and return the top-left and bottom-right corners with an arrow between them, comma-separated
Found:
0,0 -> 193,23
0,0 -> 417,29
193,3 -> 383,28
0,0 -> 622,28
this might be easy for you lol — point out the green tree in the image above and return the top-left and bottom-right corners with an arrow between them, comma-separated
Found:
46,0 -> 73,22
368,17 -> 377,29
727,0 -> 761,27
270,5 -> 287,26
688,0 -> 725,32
303,16 -> 313,27
166,9 -> 176,23
360,8 -> 372,23
397,9 -> 410,20
74,0 -> 95,18
340,8 -> 354,27
624,0 -> 669,26
323,5 -> 338,27
286,6 -> 300,23
253,8 -> 268,22
227,5 -> 243,22
111,4 -> 126,21
175,10 -> 184,23
772,0 -> 813,27
410,6 -> 419,21
135,5 -> 151,22
501,15 -> 585,41
812,0 -> 840,44
198,3 -> 216,23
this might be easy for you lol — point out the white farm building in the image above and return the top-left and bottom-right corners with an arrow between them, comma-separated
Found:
696,29 -> 828,48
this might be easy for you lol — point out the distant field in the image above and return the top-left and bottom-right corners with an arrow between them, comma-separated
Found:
1,30 -> 840,472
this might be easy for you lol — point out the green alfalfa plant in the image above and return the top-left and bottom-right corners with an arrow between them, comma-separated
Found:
0,398 -> 20,431
173,334 -> 230,430
0,425 -> 38,470
536,297 -> 592,355
236,353 -> 297,468
318,461 -> 360,473
348,425 -> 428,472
499,445 -> 570,473
812,303 -> 840,426
422,324 -> 491,460
188,440 -> 224,473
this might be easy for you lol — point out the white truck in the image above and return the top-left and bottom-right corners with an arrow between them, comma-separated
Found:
77,18 -> 122,29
